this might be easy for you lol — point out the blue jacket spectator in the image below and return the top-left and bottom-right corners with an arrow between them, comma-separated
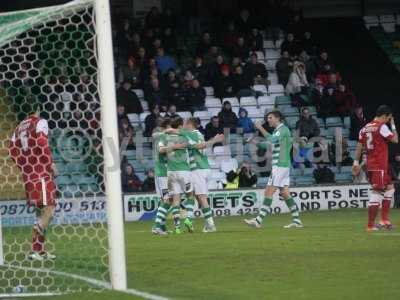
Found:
238,108 -> 254,133
155,47 -> 177,74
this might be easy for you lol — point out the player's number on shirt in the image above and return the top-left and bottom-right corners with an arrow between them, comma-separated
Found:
20,130 -> 29,151
366,132 -> 374,150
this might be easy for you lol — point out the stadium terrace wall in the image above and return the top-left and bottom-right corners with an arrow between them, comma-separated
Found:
0,184 -> 377,226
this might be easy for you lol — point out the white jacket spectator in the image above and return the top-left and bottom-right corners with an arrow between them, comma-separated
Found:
285,62 -> 309,95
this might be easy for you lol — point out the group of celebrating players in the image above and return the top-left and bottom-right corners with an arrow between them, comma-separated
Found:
7,102 -> 398,258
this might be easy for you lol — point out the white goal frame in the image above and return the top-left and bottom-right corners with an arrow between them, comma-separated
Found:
0,0 -> 127,293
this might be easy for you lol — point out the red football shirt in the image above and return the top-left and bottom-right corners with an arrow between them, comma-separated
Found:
358,120 -> 394,171
9,115 -> 54,183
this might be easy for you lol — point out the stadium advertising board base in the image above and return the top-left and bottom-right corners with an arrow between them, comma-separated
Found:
124,184 -> 374,221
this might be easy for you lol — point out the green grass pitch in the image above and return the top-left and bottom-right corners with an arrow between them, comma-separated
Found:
21,209 -> 400,299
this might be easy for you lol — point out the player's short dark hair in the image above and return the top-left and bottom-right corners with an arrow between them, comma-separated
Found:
376,105 -> 392,117
171,116 -> 183,129
186,117 -> 199,127
267,110 -> 284,121
159,118 -> 171,129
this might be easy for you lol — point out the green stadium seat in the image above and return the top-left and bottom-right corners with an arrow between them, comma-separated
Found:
275,96 -> 291,106
326,117 -> 343,127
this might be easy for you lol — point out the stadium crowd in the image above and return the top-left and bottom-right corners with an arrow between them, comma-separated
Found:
111,5 -> 400,192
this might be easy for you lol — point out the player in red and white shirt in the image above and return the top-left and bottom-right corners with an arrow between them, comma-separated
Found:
353,105 -> 398,231
9,104 -> 57,261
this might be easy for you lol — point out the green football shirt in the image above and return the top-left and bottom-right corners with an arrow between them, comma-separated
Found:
159,133 -> 191,172
181,129 -> 210,170
152,131 -> 168,177
258,123 -> 292,168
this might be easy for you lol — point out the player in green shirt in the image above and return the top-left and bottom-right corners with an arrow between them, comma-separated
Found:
158,117 -> 195,234
245,110 -> 303,229
181,118 -> 224,233
152,118 -> 174,235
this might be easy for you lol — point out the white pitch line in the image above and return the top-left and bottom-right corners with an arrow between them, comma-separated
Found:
3,264 -> 170,300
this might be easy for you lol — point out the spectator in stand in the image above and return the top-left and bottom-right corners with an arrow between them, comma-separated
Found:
136,47 -> 147,68
190,56 -> 209,85
116,82 -> 143,114
116,19 -> 133,58
218,101 -> 238,133
298,50 -> 316,81
245,52 -> 268,85
276,50 -> 293,86
295,107 -> 320,140
155,47 -> 177,75
238,108 -> 255,134
236,9 -> 253,35
130,33 -> 142,58
196,32 -> 212,57
223,21 -> 238,55
203,45 -> 220,65
317,84 -> 336,125
208,54 -> 226,84
165,104 -> 179,118
238,161 -> 258,187
205,116 -> 223,142
300,31 -> 318,57
162,7 -> 176,30
194,117 -> 206,135
232,65 -> 254,98
280,33 -> 299,58
233,36 -> 249,61
162,27 -> 177,55
141,58 -> 160,89
215,64 -> 235,99
119,118 -> 135,150
118,56 -> 141,88
287,13 -> 305,39
142,28 -> 155,50
313,163 -> 335,184
334,84 -> 357,119
117,104 -> 128,127
349,106 -> 367,140
186,79 -> 206,112
248,27 -> 263,52
165,69 -> 185,109
286,62 -> 310,107
122,164 -> 142,193
149,38 -> 162,57
145,78 -> 167,109
144,104 -> 161,137
232,56 -> 243,69
145,6 -> 162,29
142,169 -> 156,192
315,50 -> 336,74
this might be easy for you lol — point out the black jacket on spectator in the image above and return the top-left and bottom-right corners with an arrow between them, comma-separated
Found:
350,112 -> 367,140
296,116 -> 320,139
186,86 -> 206,108
116,87 -> 143,114
145,86 -> 168,108
142,177 -> 155,192
121,170 -> 142,193
232,44 -> 249,61
247,33 -> 263,52
245,62 -> 268,82
276,58 -> 292,86
205,122 -> 223,141
215,74 -> 235,99
238,168 -> 258,187
313,165 -> 335,184
281,40 -> 299,57
144,113 -> 159,137
166,79 -> 186,110
232,72 -> 252,93
190,64 -> 209,85
218,106 -> 238,131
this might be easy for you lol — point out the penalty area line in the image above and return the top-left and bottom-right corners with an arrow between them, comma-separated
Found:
3,264 -> 170,300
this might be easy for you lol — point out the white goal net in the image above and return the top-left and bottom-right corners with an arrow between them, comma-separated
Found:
0,0 -> 124,296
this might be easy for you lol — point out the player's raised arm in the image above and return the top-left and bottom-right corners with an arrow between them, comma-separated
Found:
194,134 -> 225,149
255,121 -> 271,139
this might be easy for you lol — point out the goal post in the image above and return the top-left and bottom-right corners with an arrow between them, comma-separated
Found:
95,0 -> 127,291
0,0 -> 127,295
